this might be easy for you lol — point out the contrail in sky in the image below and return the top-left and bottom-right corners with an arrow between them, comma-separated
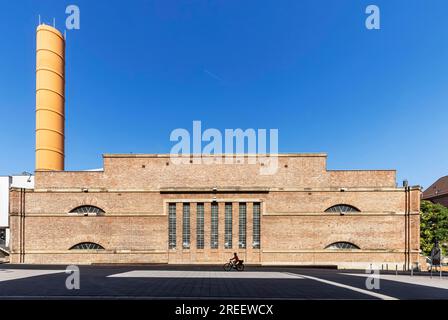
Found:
204,69 -> 223,81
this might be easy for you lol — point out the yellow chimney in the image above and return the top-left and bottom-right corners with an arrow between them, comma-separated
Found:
35,24 -> 65,171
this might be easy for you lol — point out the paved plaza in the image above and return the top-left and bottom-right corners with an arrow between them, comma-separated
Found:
0,265 -> 447,300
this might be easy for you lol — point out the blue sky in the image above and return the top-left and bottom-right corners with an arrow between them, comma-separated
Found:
0,0 -> 447,189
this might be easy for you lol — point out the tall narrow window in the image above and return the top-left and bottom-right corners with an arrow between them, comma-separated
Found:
224,203 -> 233,249
168,203 -> 176,249
182,203 -> 190,249
0,228 -> 6,247
196,203 -> 204,249
253,202 -> 261,249
211,202 -> 219,249
239,203 -> 247,249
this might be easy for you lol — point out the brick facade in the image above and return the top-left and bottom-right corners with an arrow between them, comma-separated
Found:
9,154 -> 421,269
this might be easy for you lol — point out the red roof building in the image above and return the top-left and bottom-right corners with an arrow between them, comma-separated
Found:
423,176 -> 448,207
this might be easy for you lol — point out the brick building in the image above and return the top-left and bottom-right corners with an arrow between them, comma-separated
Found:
8,24 -> 422,269
9,153 -> 421,269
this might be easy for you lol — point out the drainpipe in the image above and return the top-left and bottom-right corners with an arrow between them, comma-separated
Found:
403,180 -> 409,271
407,185 -> 411,271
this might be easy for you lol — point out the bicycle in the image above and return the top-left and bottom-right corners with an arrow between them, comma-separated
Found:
223,259 -> 244,271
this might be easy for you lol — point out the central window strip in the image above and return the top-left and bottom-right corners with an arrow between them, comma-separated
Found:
182,203 -> 190,249
169,201 -> 260,250
224,203 -> 233,249
253,202 -> 261,249
196,203 -> 204,249
239,203 -> 247,249
168,203 -> 176,249
211,203 -> 219,249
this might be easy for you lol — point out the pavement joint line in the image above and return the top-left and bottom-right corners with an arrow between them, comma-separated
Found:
343,273 -> 448,290
288,273 -> 398,300
0,269 -> 66,282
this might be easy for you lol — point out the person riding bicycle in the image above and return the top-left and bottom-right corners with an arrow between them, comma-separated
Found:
230,252 -> 241,266
223,252 -> 244,271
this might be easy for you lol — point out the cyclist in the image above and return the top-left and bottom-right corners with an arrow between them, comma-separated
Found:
230,252 -> 240,266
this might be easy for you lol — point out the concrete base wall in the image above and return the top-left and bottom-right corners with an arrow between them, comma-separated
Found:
9,252 -> 420,270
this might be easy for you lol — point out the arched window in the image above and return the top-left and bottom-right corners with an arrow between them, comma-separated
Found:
69,205 -> 105,216
325,204 -> 360,213
325,242 -> 360,250
69,242 -> 105,250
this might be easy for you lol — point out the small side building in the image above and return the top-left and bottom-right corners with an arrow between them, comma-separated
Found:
0,175 -> 34,260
